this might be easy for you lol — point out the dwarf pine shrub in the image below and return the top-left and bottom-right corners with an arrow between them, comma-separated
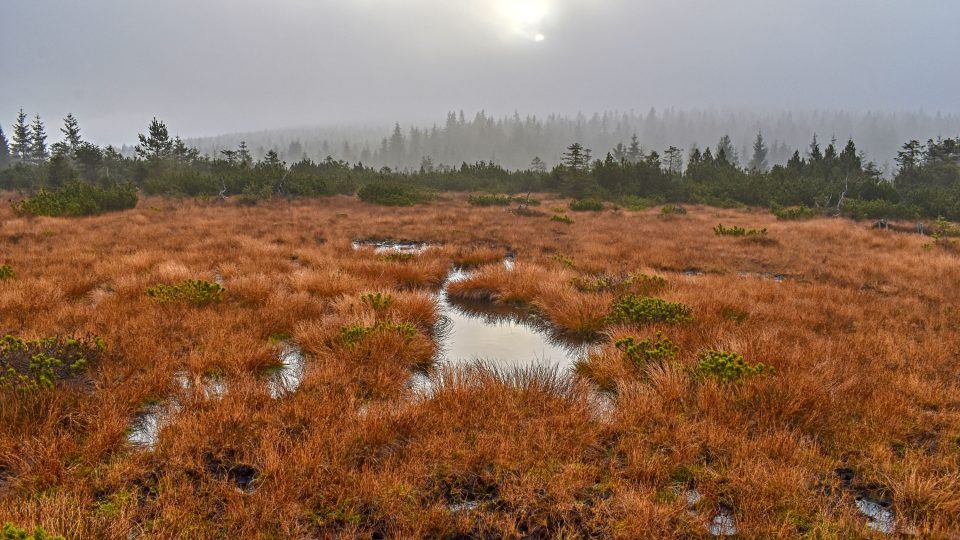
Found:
696,350 -> 772,381
339,321 -> 417,345
0,335 -> 105,391
551,213 -> 574,224
615,332 -> 679,365
772,205 -> 817,220
714,224 -> 768,237
660,204 -> 687,216
609,295 -> 692,325
357,181 -> 431,206
1,523 -> 65,540
0,265 -> 13,281
12,181 -> 138,217
146,279 -> 225,305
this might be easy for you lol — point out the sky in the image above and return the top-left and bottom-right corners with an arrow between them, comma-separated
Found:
1,0 -> 958,145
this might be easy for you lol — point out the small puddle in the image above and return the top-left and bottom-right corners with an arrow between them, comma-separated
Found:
128,402 -> 178,451
855,496 -> 897,534
435,268 -> 587,372
352,240 -> 431,254
176,370 -> 228,400
682,489 -> 738,537
267,344 -> 306,398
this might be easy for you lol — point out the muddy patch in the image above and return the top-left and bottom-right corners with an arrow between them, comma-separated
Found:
204,453 -> 258,493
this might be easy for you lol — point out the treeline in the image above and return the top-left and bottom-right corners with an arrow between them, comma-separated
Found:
1,113 -> 959,220
181,109 -> 960,172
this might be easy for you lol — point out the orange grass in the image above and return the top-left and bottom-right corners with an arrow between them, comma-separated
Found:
0,195 -> 958,537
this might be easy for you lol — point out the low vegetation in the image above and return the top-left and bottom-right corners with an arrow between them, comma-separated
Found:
145,279 -> 225,305
713,223 -> 768,237
0,196 -> 958,536
11,181 -> 138,217
357,180 -> 432,206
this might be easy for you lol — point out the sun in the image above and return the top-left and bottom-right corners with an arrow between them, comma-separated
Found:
497,1 -> 549,42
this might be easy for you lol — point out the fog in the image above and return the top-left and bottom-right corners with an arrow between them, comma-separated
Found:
2,0 -> 959,157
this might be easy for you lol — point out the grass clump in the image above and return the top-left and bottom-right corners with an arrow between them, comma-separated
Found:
1,335 -> 105,391
0,265 -> 14,281
340,321 -> 417,346
609,295 -> 692,325
11,181 -> 138,217
550,213 -> 574,224
615,332 -> 679,365
571,273 -> 667,296
569,198 -> 604,212
772,204 -> 817,220
146,279 -> 225,305
1,524 -> 64,540
696,350 -> 772,381
377,252 -> 416,263
357,181 -> 431,206
714,224 -> 768,237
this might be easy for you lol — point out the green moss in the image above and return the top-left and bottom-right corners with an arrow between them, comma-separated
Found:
0,265 -> 14,281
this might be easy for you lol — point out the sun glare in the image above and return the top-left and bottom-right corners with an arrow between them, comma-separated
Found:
497,1 -> 549,42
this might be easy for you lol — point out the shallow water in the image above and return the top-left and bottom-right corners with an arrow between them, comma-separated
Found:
434,268 -> 586,372
352,239 -> 430,254
128,402 -> 178,450
856,496 -> 897,534
267,344 -> 306,398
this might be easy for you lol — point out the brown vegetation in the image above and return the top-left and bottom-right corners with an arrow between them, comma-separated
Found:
0,195 -> 958,538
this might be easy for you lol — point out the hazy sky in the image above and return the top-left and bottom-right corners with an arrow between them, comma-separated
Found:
2,0 -> 958,144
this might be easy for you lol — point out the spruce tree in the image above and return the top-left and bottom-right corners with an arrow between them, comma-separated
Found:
61,113 -> 82,150
237,141 -> 252,166
0,124 -> 9,167
11,109 -> 31,161
30,114 -> 48,161
748,131 -> 768,172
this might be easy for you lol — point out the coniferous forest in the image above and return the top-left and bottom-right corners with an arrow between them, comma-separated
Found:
2,111 -> 959,220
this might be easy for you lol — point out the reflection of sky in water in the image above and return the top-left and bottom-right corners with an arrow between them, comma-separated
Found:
268,344 -> 306,399
436,267 -> 585,372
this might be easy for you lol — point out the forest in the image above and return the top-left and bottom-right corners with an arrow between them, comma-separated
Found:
1,111 -> 959,220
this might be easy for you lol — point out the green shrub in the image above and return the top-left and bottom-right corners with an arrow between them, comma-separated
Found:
1,523 -> 64,540
569,199 -> 604,212
772,205 -> 817,220
551,252 -> 576,269
550,213 -> 574,224
714,224 -> 767,237
340,321 -> 417,345
696,350 -> 772,381
660,205 -> 687,216
11,181 -> 138,217
468,194 -> 513,207
615,332 -> 679,365
618,196 -> 659,211
608,295 -> 692,325
844,199 -> 922,221
0,265 -> 13,281
357,181 -> 431,206
0,335 -> 105,391
361,292 -> 393,311
146,279 -> 225,305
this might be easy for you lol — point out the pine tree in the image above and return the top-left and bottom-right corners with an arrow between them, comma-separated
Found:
530,156 -> 546,174
749,131 -> 768,172
715,135 -> 738,167
136,117 -> 173,160
561,143 -> 588,171
30,114 -> 48,161
664,146 -> 684,175
0,124 -> 9,167
61,113 -> 82,150
11,109 -> 31,161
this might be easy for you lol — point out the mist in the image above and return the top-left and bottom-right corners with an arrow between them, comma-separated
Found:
2,0 -> 959,149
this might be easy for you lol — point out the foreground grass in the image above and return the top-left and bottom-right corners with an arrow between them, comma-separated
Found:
0,195 -> 958,537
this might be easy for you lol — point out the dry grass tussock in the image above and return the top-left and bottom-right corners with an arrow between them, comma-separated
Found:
0,195 -> 959,538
